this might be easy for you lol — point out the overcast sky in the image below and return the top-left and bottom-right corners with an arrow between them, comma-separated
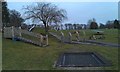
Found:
7,2 -> 118,25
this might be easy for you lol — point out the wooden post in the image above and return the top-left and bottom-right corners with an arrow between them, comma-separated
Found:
12,26 -> 14,38
83,30 -> 86,41
61,31 -> 64,42
76,31 -> 80,41
93,35 -> 96,40
40,35 -> 43,46
46,35 -> 48,45
3,27 -> 5,37
68,32 -> 72,43
11,26 -> 15,40
19,27 -> 22,37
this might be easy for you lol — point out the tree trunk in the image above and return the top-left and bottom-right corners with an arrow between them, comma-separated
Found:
43,21 -> 48,34
45,24 -> 48,33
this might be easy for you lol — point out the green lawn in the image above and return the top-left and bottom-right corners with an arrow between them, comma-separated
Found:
2,29 -> 118,70
50,29 -> 119,44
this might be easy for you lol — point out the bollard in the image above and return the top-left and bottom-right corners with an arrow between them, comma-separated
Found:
11,26 -> 15,40
46,35 -> 48,45
40,35 -> 43,46
83,30 -> 86,41
61,31 -> 64,42
93,35 -> 96,40
19,27 -> 21,36
68,32 -> 72,43
76,31 -> 80,41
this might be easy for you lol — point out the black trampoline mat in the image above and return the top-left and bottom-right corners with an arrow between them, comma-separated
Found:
56,52 -> 111,67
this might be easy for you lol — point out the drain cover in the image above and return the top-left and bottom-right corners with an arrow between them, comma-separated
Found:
55,52 -> 111,67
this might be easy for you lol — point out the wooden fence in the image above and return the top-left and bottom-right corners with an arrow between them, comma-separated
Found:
3,26 -> 48,46
50,30 -> 86,43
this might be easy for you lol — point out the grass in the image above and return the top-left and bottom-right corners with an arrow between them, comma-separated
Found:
2,28 -> 118,71
21,33 -> 41,42
50,29 -> 119,44
32,27 -> 47,35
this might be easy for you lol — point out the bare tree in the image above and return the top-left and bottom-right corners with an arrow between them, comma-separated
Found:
23,3 -> 67,33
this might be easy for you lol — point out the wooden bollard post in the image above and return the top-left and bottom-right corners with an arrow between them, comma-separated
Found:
40,35 -> 43,46
68,32 -> 72,43
11,26 -> 15,40
46,35 -> 48,45
93,35 -> 96,40
83,30 -> 86,41
19,27 -> 21,37
61,31 -> 64,42
76,31 -> 80,41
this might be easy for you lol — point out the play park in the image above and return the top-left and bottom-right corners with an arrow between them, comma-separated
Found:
1,2 -> 119,71
2,26 -> 119,70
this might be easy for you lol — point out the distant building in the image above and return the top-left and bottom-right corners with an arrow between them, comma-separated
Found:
81,24 -> 86,29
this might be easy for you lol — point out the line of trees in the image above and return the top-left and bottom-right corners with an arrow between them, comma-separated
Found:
2,2 -> 10,27
2,2 -> 119,33
2,2 -> 24,27
23,3 -> 67,32
2,2 -> 67,33
99,19 -> 120,29
87,18 -> 120,29
105,20 -> 119,29
51,18 -> 120,30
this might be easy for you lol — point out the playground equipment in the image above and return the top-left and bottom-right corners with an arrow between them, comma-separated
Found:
4,26 -> 48,46
59,31 -> 72,43
59,30 -> 86,43
55,52 -> 112,68
60,31 -> 64,42
49,31 -> 119,47
68,32 -> 72,43
75,31 -> 80,41
29,25 -> 35,32
69,30 -> 86,42
89,30 -> 105,40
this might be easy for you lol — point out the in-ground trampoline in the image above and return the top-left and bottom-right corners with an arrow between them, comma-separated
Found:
55,52 -> 112,67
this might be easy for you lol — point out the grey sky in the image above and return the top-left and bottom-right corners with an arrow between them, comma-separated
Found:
8,2 -> 118,24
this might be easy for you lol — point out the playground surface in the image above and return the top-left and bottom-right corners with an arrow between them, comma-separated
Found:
2,28 -> 119,70
49,32 -> 119,48
55,52 -> 112,67
50,29 -> 119,44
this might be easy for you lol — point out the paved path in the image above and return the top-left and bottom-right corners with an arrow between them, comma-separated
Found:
72,40 -> 120,48
84,40 -> 120,47
49,32 -> 119,48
